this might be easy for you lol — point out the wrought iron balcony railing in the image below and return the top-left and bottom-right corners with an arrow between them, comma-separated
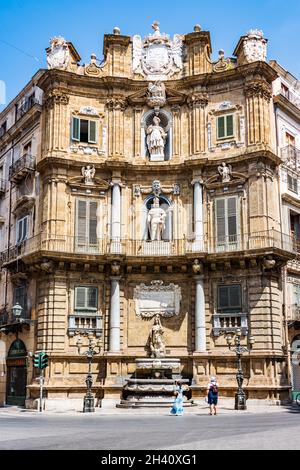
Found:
9,154 -> 35,182
16,97 -> 40,121
0,230 -> 296,266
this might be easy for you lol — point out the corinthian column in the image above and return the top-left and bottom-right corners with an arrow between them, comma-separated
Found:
192,177 -> 204,251
110,177 -> 122,253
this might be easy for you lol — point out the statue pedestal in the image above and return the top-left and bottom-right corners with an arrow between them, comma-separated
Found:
150,154 -> 165,162
117,358 -> 196,409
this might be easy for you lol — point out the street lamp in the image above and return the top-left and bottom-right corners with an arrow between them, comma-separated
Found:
225,328 -> 255,410
76,333 -> 102,413
12,302 -> 23,321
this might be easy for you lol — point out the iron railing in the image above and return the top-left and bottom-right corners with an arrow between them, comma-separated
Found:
0,229 -> 296,265
16,97 -> 40,121
9,154 -> 35,181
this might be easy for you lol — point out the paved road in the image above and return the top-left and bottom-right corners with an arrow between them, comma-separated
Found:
0,408 -> 299,450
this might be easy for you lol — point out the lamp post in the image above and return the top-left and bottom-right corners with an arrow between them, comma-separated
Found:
76,333 -> 102,413
225,328 -> 255,410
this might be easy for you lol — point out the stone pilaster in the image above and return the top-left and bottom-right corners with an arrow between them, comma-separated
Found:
43,91 -> 69,154
106,97 -> 127,157
245,80 -> 272,146
188,93 -> 208,156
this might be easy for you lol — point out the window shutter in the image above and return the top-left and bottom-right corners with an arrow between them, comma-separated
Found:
72,117 -> 80,141
226,115 -> 234,137
88,121 -> 97,144
227,197 -> 237,240
216,198 -> 226,243
77,200 -> 87,244
16,219 -> 22,244
218,286 -> 229,310
217,117 -> 225,139
87,287 -> 98,310
13,286 -> 26,309
229,285 -> 241,310
89,202 -> 97,245
75,287 -> 87,309
23,216 -> 28,241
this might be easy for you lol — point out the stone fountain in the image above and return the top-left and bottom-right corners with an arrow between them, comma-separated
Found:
117,315 -> 195,409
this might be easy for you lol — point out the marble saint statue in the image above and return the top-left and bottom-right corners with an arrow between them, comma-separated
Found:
149,315 -> 166,358
148,197 -> 167,241
146,116 -> 167,159
218,162 -> 232,183
82,165 -> 96,184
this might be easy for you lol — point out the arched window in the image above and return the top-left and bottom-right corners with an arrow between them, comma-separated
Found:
142,110 -> 172,161
8,339 -> 27,358
141,195 -> 173,241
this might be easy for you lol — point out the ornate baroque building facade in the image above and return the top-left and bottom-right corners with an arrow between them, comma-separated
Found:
0,23 -> 298,409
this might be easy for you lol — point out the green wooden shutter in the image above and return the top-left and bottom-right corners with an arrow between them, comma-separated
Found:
72,117 -> 80,141
75,287 -> 87,310
218,286 -> 229,310
88,120 -> 97,144
227,197 -> 237,241
217,116 -> 225,139
89,201 -> 97,245
77,200 -> 87,245
226,115 -> 234,137
216,198 -> 226,244
87,287 -> 98,310
229,285 -> 241,311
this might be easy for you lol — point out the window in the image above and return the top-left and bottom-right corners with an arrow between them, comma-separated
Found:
76,199 -> 98,251
281,83 -> 289,99
13,285 -> 27,317
288,174 -> 298,193
215,196 -> 238,250
218,285 -> 242,313
23,141 -> 32,156
16,215 -> 29,244
72,117 -> 97,144
75,286 -> 98,312
0,121 -> 7,138
293,285 -> 300,307
286,132 -> 295,147
217,115 -> 234,140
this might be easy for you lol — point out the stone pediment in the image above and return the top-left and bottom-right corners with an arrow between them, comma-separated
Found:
127,86 -> 186,106
68,176 -> 110,191
205,171 -> 247,189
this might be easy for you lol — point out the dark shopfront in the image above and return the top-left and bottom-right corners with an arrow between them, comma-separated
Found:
6,339 -> 27,406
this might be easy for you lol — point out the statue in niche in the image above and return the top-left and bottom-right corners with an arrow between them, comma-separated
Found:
149,314 -> 166,358
82,165 -> 96,185
148,197 -> 167,241
218,162 -> 232,183
146,116 -> 167,159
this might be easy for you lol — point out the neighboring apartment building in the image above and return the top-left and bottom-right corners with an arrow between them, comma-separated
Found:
0,25 -> 296,409
272,60 -> 300,400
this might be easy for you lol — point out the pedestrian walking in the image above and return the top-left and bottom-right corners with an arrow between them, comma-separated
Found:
207,376 -> 219,415
170,380 -> 188,416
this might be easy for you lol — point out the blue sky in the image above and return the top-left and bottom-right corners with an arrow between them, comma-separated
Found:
0,0 -> 300,111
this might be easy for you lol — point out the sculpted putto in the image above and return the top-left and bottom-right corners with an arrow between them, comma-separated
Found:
218,162 -> 232,183
82,165 -> 96,184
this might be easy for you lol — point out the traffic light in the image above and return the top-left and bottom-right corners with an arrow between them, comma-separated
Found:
33,353 -> 41,369
40,353 -> 49,370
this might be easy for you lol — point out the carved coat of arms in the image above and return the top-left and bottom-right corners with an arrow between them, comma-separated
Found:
133,22 -> 183,80
46,36 -> 70,70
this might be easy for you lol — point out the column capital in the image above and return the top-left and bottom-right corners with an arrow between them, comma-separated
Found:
191,177 -> 203,186
110,276 -> 122,281
110,179 -> 125,187
194,275 -> 204,282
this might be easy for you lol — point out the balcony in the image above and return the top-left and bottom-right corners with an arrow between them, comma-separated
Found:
68,313 -> 102,338
280,89 -> 300,110
9,154 -> 35,183
0,229 -> 296,267
213,313 -> 248,337
16,97 -> 40,121
0,179 -> 6,195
